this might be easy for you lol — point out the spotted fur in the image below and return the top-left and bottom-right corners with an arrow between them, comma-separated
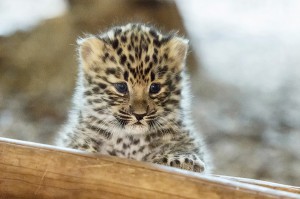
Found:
56,23 -> 211,173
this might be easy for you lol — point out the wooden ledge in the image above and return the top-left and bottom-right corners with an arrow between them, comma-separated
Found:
0,137 -> 299,199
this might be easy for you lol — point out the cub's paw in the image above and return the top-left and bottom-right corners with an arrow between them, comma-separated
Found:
152,154 -> 205,173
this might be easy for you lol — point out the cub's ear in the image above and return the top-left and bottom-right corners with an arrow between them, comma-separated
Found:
167,36 -> 189,70
77,36 -> 108,73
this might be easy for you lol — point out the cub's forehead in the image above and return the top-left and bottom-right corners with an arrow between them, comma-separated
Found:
98,24 -> 174,81
99,23 -> 173,55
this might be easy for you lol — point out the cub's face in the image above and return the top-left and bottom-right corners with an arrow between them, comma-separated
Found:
78,24 -> 188,134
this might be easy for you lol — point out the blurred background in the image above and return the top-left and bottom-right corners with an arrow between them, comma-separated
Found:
0,0 -> 299,186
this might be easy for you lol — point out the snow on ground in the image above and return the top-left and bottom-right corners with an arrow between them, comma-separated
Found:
0,0 -> 67,36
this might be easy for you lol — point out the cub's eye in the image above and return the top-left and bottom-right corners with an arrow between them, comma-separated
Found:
114,82 -> 128,94
149,83 -> 161,94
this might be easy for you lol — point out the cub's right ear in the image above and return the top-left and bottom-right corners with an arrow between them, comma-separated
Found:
77,36 -> 107,72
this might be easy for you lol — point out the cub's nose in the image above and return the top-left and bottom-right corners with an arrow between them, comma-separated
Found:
129,105 -> 148,121
132,113 -> 147,121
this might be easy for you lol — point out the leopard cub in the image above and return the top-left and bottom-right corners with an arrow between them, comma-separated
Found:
56,23 -> 211,173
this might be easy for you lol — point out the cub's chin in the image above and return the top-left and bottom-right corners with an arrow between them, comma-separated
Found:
122,122 -> 149,135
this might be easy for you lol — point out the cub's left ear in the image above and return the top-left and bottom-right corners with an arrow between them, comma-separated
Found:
167,36 -> 189,67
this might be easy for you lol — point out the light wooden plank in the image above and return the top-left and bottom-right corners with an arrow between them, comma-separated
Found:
0,137 -> 299,199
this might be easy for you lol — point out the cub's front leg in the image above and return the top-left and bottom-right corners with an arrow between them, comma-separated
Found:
144,139 -> 207,173
150,153 -> 206,173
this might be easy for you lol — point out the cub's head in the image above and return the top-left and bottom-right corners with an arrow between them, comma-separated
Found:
78,24 -> 188,135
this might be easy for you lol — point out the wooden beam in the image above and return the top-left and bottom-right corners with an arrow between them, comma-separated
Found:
218,175 -> 300,195
0,137 -> 299,199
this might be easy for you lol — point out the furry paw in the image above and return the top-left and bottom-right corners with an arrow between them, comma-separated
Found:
152,153 -> 205,173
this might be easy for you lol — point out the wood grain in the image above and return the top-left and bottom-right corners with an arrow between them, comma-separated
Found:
0,137 -> 299,199
218,175 -> 300,195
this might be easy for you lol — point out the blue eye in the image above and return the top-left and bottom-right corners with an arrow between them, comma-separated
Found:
114,82 -> 128,93
149,83 -> 161,94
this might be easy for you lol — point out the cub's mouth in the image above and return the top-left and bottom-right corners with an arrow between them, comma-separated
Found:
133,121 -> 143,125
